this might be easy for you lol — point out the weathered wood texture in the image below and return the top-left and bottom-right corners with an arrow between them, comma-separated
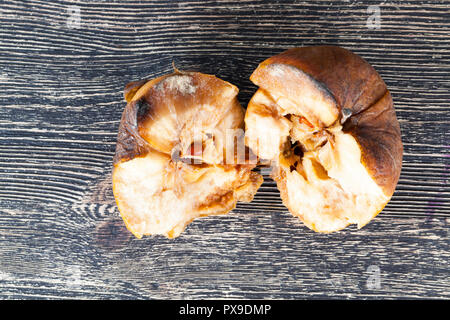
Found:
0,0 -> 449,299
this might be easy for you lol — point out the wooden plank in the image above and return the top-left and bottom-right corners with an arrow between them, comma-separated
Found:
0,203 -> 448,299
0,0 -> 449,299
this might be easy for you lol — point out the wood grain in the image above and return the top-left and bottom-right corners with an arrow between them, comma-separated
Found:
0,0 -> 449,299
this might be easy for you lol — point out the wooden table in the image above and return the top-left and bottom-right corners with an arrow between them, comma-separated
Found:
0,0 -> 448,299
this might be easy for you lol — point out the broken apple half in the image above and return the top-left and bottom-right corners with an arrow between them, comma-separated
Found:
245,46 -> 403,232
113,71 -> 263,238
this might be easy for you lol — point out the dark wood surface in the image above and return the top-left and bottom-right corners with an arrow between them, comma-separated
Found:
0,0 -> 449,299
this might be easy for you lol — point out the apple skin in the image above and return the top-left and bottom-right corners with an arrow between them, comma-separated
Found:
250,45 -> 403,200
113,75 -> 168,166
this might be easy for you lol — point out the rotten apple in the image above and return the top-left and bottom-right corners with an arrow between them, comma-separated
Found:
245,46 -> 403,232
113,70 -> 263,238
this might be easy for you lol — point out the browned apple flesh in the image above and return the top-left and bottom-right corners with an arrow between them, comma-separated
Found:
245,46 -> 403,232
113,71 -> 263,238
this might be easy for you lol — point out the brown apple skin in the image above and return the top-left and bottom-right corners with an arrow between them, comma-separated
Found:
343,90 -> 403,197
113,74 -> 169,166
251,45 -> 403,199
113,94 -> 149,166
